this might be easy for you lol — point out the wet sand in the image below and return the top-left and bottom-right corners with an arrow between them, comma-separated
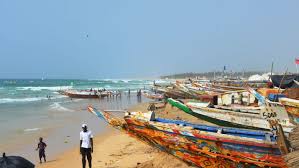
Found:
37,128 -> 191,168
2,95 -> 150,164
37,102 -> 200,168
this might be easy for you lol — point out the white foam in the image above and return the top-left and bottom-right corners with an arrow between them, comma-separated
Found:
0,97 -> 47,104
104,85 -> 112,88
120,80 -> 130,83
102,79 -> 133,83
16,86 -> 72,91
24,128 -> 41,132
50,102 -> 74,112
0,95 -> 68,104
52,95 -> 69,99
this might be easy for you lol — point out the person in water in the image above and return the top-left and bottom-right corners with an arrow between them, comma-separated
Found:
36,137 -> 47,163
80,124 -> 93,168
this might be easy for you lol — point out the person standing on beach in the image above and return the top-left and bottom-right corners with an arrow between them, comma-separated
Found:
80,124 -> 93,168
36,137 -> 47,163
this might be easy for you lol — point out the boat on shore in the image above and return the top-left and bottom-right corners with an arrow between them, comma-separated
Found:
167,98 -> 295,132
142,91 -> 164,100
87,106 -> 287,168
280,97 -> 299,123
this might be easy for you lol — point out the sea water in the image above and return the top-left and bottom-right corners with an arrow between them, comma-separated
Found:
0,79 -> 154,163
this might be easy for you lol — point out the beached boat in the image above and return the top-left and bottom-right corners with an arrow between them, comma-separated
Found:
214,104 -> 262,113
247,86 -> 299,125
142,92 -> 164,100
280,98 -> 299,123
279,98 -> 299,117
168,98 -> 295,132
87,106 -> 287,168
168,98 -> 267,130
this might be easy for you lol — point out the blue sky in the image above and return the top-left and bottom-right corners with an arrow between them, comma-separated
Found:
0,0 -> 298,79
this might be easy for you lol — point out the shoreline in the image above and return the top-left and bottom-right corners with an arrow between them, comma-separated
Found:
37,126 -> 191,168
36,128 -> 114,168
36,102 -> 192,168
1,95 -> 150,165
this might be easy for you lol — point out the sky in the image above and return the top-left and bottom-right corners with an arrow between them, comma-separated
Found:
0,0 -> 299,79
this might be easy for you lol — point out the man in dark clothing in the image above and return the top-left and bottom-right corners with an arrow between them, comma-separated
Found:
36,137 -> 47,163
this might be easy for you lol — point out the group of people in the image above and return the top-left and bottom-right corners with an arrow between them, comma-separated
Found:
36,124 -> 94,168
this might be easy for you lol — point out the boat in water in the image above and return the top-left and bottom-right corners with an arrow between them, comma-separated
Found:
60,89 -> 109,98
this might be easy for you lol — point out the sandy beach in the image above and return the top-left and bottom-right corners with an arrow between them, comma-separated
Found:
36,102 -> 200,168
37,129 -> 191,168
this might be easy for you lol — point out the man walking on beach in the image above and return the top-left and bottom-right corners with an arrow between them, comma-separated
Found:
36,137 -> 47,163
80,124 -> 93,168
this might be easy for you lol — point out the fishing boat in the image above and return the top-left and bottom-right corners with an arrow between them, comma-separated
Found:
280,97 -> 299,123
279,98 -> 299,116
62,90 -> 109,98
87,106 -> 287,168
142,91 -> 164,100
214,104 -> 262,113
168,98 -> 295,132
247,86 -> 299,126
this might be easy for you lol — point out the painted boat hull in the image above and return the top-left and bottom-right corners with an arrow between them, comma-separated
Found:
168,98 -> 295,132
280,98 -> 299,117
124,115 -> 286,168
62,90 -> 108,99
66,93 -> 100,98
142,92 -> 164,100
167,98 -> 265,130
87,106 -> 287,168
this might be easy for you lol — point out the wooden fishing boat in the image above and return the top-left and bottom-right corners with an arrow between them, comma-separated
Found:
168,98 -> 295,132
247,86 -> 299,125
280,98 -> 299,123
185,85 -> 206,95
217,91 -> 257,106
62,90 -> 108,98
174,84 -> 202,99
87,106 -> 287,168
279,98 -> 299,117
214,104 -> 262,113
164,89 -> 189,99
142,92 -> 164,100
163,84 -> 200,99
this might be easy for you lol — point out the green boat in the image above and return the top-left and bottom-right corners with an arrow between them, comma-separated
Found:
167,98 -> 271,130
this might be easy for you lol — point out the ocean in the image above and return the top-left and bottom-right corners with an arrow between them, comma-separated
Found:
0,79 -> 155,163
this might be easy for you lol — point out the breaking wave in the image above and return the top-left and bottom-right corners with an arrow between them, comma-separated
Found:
50,102 -> 74,112
0,95 -> 68,104
16,86 -> 72,91
0,97 -> 46,104
24,128 -> 41,132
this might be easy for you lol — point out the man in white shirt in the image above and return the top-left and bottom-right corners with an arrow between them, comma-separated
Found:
80,124 -> 93,168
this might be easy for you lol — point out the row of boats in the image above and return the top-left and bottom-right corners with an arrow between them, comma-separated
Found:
85,75 -> 299,167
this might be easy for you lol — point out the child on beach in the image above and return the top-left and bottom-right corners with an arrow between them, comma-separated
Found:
36,137 -> 47,163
